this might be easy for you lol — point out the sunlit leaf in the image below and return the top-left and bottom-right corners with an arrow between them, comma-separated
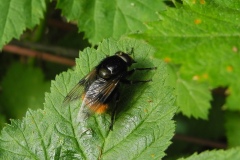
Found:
56,0 -> 166,44
133,0 -> 240,117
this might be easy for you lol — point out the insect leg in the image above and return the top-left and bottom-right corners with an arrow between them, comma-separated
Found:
109,91 -> 120,131
121,79 -> 152,84
121,67 -> 156,84
131,67 -> 157,72
127,67 -> 157,76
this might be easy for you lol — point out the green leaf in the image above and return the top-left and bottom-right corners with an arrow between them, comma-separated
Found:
165,65 -> 212,119
133,0 -> 240,112
0,0 -> 47,48
178,148 -> 240,160
177,78 -> 212,119
225,112 -> 240,147
225,85 -> 240,111
0,39 -> 177,159
0,62 -> 50,119
56,0 -> 166,44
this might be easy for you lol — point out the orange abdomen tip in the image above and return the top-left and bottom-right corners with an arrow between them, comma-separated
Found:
91,104 -> 109,114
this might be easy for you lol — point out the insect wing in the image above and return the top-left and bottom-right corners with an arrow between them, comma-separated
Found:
82,77 -> 120,113
63,69 -> 97,105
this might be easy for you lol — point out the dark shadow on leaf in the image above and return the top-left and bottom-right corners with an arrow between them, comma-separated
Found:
115,58 -> 156,121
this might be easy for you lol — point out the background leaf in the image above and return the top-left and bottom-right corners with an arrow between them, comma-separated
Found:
178,148 -> 240,160
0,62 -> 50,119
133,0 -> 240,118
176,78 -> 211,119
164,65 -> 212,119
0,0 -> 47,48
0,39 -> 177,159
56,0 -> 166,44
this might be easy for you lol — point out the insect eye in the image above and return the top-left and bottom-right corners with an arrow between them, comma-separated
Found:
99,68 -> 111,79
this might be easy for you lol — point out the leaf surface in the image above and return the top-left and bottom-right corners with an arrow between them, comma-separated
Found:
0,39 -> 177,159
0,0 -> 46,48
179,148 -> 240,160
56,0 -> 166,44
133,0 -> 240,117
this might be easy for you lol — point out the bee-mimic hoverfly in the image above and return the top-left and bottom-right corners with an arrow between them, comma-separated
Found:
63,49 -> 156,130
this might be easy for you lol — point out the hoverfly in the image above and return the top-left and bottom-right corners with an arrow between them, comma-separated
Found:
63,49 -> 156,130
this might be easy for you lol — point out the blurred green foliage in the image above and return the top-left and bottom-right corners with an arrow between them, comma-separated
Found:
0,62 -> 50,121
